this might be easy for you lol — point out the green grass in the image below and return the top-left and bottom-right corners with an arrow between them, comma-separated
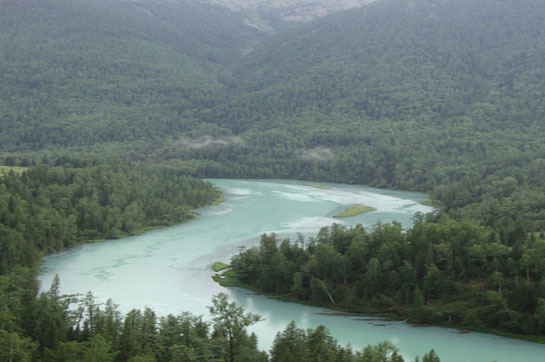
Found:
422,200 -> 435,207
334,205 -> 374,218
212,261 -> 230,272
0,166 -> 28,175
211,262 -> 246,287
305,184 -> 330,189
212,269 -> 249,288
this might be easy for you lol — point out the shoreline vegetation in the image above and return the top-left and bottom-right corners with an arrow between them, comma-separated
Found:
0,162 -> 223,260
39,185 -> 229,259
421,200 -> 435,207
214,218 -> 545,345
46,192 -> 226,254
80,220 -> 195,246
211,263 -> 545,345
333,205 -> 375,218
209,192 -> 226,206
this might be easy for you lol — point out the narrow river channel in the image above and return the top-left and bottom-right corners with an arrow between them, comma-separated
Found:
39,179 -> 545,361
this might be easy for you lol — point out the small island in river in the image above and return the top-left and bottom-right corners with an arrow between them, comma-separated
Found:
305,184 -> 331,189
334,205 -> 375,218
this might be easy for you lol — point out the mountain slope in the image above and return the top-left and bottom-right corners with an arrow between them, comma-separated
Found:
225,0 -> 545,127
0,0 -> 263,149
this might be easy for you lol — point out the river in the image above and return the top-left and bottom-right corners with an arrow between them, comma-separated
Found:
39,179 -> 545,361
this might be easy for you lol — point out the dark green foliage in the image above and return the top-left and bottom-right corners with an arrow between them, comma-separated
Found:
0,329 -> 37,362
37,292 -> 266,362
0,163 -> 219,263
208,293 -> 266,362
421,350 -> 440,362
0,0 -> 262,150
270,322 -> 437,362
0,163 -> 220,359
361,342 -> 405,362
6,284 -> 443,361
230,219 -> 545,335
270,321 -> 308,362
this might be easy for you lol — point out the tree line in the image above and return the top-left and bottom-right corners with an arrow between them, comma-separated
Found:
229,218 -> 545,337
0,163 -> 220,270
2,281 -> 440,362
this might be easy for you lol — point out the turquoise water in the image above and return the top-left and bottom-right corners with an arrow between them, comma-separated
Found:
39,179 -> 545,361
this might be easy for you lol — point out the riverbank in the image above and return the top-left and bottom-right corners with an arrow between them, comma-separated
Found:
44,191 -> 226,255
211,263 -> 545,345
209,193 -> 226,206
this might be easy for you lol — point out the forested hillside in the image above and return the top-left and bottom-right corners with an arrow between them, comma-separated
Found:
0,0 -> 262,149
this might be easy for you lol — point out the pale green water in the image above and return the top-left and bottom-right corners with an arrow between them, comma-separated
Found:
39,179 -> 545,361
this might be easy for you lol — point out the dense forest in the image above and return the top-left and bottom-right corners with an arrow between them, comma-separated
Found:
1,0 -> 545,359
0,0 -> 263,149
2,282 -> 439,361
228,220 -> 545,338
0,162 -> 220,259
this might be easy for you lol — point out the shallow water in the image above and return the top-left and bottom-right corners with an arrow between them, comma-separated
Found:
39,179 -> 545,361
